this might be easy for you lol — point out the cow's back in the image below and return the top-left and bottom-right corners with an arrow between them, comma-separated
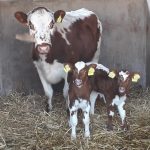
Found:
50,8 -> 102,64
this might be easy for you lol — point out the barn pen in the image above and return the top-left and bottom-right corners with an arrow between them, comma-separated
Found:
0,0 -> 150,149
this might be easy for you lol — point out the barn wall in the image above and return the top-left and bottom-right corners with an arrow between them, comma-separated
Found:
146,0 -> 150,86
0,0 -> 148,95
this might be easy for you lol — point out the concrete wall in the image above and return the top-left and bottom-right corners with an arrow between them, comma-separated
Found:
0,0 -> 148,95
146,0 -> 150,86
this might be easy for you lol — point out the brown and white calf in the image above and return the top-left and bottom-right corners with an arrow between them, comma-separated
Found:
14,7 -> 102,111
90,67 -> 140,131
64,61 -> 97,139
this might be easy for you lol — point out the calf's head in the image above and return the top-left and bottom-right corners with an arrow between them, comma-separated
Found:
64,61 -> 96,88
108,70 -> 140,94
15,7 -> 65,54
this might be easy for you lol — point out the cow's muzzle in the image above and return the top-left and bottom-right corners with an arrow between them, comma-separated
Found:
37,43 -> 50,54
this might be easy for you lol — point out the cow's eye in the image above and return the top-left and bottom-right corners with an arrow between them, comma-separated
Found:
49,22 -> 54,29
29,21 -> 34,30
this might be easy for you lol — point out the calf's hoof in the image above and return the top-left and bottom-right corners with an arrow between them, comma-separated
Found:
71,135 -> 76,140
121,124 -> 129,131
46,103 -> 52,112
84,133 -> 90,139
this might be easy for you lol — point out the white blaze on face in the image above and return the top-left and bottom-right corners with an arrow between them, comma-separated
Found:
75,61 -> 86,74
28,8 -> 53,46
119,71 -> 129,81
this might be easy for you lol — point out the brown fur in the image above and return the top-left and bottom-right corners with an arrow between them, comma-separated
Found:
32,14 -> 100,64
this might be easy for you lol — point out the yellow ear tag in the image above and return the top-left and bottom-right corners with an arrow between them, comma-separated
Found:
64,65 -> 71,73
88,67 -> 95,76
108,71 -> 116,79
57,16 -> 62,23
132,74 -> 140,82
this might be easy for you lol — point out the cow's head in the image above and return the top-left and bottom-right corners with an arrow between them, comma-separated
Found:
109,70 -> 140,94
64,61 -> 96,88
14,7 -> 65,54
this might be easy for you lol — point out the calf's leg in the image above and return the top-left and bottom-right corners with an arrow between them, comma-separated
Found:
117,101 -> 129,131
69,107 -> 78,140
90,91 -> 99,114
82,102 -> 91,138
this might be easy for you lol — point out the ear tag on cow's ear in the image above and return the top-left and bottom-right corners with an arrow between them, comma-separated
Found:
88,67 -> 95,76
57,15 -> 62,23
64,64 -> 71,73
132,74 -> 140,82
108,71 -> 116,79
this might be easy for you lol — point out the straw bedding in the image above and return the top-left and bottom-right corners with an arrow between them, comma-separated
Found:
0,86 -> 150,150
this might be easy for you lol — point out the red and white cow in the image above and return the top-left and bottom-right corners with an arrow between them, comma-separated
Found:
90,67 -> 140,131
14,7 -> 102,111
64,61 -> 97,139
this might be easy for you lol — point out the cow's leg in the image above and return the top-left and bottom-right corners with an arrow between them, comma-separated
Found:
36,66 -> 53,111
63,74 -> 69,108
117,102 -> 128,131
107,104 -> 115,131
91,20 -> 102,62
69,106 -> 78,140
82,101 -> 91,138
90,91 -> 99,114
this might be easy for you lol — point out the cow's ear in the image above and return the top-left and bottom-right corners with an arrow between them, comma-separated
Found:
54,10 -> 66,23
14,11 -> 28,25
108,70 -> 117,79
132,73 -> 140,82
88,64 -> 97,76
64,64 -> 72,73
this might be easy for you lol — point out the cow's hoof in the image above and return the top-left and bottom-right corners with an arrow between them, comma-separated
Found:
107,124 -> 113,131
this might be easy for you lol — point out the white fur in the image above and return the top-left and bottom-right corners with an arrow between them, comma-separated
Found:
109,111 -> 114,117
34,56 -> 65,84
28,8 -> 53,46
34,57 -> 66,110
90,91 -> 106,114
86,62 -> 109,73
119,71 -> 129,81
69,99 -> 90,139
75,61 -> 86,73
96,64 -> 109,73
112,95 -> 127,124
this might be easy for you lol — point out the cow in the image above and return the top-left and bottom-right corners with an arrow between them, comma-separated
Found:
64,61 -> 97,139
14,7 -> 102,111
89,67 -> 140,131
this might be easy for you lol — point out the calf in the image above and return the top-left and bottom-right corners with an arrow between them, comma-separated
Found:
90,67 -> 140,131
64,61 -> 97,139
14,7 -> 102,111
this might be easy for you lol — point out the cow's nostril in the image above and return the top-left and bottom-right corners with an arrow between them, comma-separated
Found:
37,44 -> 50,54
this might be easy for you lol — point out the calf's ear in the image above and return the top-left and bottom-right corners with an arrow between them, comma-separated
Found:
64,64 -> 72,73
88,64 -> 97,76
14,11 -> 28,25
54,10 -> 66,23
132,73 -> 140,82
